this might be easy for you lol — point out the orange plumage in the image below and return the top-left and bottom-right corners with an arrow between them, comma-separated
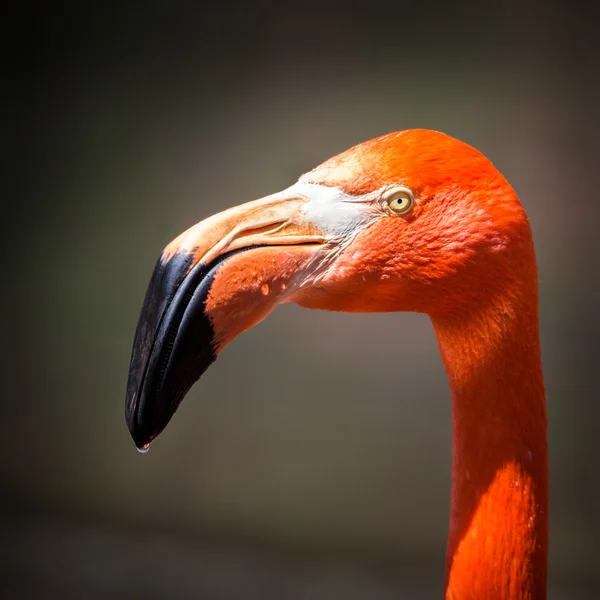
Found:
126,129 -> 548,599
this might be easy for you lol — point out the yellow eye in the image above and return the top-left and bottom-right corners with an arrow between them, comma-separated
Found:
387,190 -> 414,214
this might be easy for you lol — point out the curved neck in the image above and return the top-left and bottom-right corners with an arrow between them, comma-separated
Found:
432,270 -> 548,599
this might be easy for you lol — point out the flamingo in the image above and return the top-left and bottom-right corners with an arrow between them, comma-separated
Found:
125,129 -> 548,599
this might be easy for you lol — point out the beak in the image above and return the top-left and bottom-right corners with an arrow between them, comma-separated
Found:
125,191 -> 328,449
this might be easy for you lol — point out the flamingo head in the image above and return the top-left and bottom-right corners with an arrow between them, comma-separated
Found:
125,129 -> 531,449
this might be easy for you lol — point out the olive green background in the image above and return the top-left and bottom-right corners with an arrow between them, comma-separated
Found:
6,1 -> 600,598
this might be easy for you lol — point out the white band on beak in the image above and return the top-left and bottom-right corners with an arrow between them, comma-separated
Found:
284,181 -> 379,239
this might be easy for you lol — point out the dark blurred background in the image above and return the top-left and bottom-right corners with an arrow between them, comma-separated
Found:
5,1 -> 600,598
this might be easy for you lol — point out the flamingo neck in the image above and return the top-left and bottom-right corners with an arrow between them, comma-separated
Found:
432,275 -> 548,600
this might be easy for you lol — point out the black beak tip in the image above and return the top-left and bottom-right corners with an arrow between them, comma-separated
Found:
125,247 -> 241,451
125,382 -> 183,451
125,404 -> 155,451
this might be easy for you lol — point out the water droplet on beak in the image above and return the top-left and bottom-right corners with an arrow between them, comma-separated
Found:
137,443 -> 151,454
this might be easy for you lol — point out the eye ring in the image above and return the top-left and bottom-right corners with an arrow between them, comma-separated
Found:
386,188 -> 415,215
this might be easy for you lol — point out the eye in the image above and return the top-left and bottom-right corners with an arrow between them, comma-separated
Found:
387,189 -> 414,214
